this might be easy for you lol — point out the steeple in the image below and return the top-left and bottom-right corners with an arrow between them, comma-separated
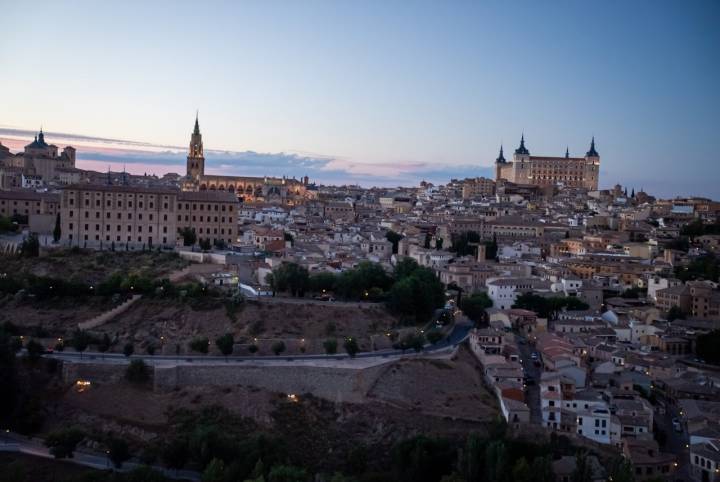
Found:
38,127 -> 45,144
586,136 -> 599,157
187,113 -> 205,180
514,134 -> 529,155
565,146 -> 569,158
496,145 -> 506,163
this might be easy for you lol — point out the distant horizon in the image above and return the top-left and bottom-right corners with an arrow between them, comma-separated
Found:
0,125 -> 716,200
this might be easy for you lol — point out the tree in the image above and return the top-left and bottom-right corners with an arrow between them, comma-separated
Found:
272,341 -> 286,356
571,449 -> 593,482
607,457 -> 635,482
460,293 -> 492,324
179,227 -> 197,246
386,264 -> 445,324
667,305 -> 685,322
484,440 -> 507,482
25,338 -> 44,363
344,337 -> 359,357
270,262 -> 310,297
484,235 -> 498,260
248,344 -> 258,354
215,333 -> 234,358
309,272 -> 337,294
530,456 -> 555,482
107,436 -> 131,468
97,333 -> 111,356
45,428 -> 84,459
323,338 -> 338,354
53,213 -> 61,243
426,331 -> 443,344
199,238 -> 212,251
125,359 -> 150,384
386,230 -> 403,254
71,329 -> 90,359
512,294 -> 589,320
392,436 -> 455,482
463,432 -> 484,482
202,458 -> 226,482
123,342 -> 134,357
268,465 -> 308,482
190,337 -> 210,354
19,233 -> 40,258
696,330 -> 720,365
450,231 -> 481,257
511,458 -> 532,482
161,438 -> 189,472
396,333 -> 425,352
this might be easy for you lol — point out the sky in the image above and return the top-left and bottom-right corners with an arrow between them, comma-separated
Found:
1,0 -> 719,197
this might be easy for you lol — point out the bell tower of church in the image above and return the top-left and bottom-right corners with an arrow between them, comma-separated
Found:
186,113 -> 205,180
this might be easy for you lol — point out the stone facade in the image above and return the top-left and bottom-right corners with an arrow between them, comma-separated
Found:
60,183 -> 238,249
495,136 -> 600,190
0,130 -> 80,188
181,115 -> 309,205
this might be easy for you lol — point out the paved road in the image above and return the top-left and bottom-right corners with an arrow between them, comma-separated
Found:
655,402 -> 691,482
43,321 -> 473,366
517,336 -> 542,424
0,432 -> 199,481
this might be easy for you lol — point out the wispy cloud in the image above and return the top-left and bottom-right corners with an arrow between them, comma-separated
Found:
0,128 -> 490,186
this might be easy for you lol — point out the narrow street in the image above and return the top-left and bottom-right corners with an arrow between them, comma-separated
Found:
655,402 -> 692,482
517,335 -> 542,424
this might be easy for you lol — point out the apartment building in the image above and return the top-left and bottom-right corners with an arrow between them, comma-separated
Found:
60,184 -> 237,248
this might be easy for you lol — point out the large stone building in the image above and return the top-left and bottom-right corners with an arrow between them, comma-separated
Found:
59,183 -> 238,249
182,115 -> 308,205
0,130 -> 81,188
495,135 -> 600,190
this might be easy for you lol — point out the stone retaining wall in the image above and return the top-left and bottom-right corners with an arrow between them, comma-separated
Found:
60,359 -> 391,403
154,363 -> 389,403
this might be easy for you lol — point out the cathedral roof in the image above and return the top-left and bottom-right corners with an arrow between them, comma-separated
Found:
25,129 -> 50,149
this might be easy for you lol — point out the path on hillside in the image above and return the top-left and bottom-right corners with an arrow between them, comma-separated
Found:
0,432 -> 199,481
44,321 -> 473,367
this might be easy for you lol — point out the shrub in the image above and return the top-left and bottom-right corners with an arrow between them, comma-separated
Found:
189,337 -> 210,354
44,428 -> 85,459
344,338 -> 359,357
323,338 -> 338,354
125,359 -> 150,384
272,341 -> 286,356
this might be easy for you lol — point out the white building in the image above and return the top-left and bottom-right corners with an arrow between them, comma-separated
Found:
486,277 -> 550,310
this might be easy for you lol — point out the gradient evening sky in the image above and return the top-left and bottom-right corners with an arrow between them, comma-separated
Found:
1,0 -> 719,197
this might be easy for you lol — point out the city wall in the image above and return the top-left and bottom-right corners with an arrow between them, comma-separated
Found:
61,360 -> 393,403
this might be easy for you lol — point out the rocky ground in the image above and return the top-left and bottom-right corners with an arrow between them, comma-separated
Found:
46,346 -> 497,464
95,297 -> 404,355
1,249 -> 188,284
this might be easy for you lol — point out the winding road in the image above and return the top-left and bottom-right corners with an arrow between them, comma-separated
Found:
43,321 -> 473,366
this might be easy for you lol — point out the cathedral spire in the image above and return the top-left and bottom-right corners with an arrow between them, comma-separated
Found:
565,146 -> 569,158
193,111 -> 200,135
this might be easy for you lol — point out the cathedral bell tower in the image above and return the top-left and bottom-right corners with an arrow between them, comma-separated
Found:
186,113 -> 205,181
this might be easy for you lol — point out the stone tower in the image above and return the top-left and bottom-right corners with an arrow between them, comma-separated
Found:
186,113 -> 205,181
